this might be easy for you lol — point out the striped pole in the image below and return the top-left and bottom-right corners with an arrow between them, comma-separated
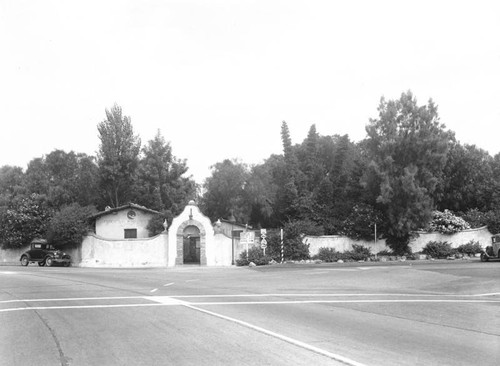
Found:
280,228 -> 284,263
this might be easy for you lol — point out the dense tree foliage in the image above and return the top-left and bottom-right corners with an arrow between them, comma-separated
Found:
0,194 -> 52,249
134,130 -> 195,215
364,91 -> 454,253
200,159 -> 250,223
97,104 -> 141,207
47,203 -> 96,247
1,93 -> 500,253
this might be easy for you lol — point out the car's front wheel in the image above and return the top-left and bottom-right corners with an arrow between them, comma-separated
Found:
38,260 -> 45,266
480,252 -> 489,262
21,256 -> 29,266
45,257 -> 53,267
63,261 -> 70,267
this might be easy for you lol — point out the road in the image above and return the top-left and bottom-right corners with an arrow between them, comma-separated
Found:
1,260 -> 500,365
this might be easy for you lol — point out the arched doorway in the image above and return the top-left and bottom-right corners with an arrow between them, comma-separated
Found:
175,218 -> 207,266
183,225 -> 200,263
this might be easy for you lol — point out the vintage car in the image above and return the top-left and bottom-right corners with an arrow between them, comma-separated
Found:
20,239 -> 71,267
480,234 -> 500,262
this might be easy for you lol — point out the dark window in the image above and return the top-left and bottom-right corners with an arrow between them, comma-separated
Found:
124,229 -> 137,239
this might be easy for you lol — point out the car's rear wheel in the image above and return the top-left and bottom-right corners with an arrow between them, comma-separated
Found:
21,256 -> 29,266
480,252 -> 489,262
45,257 -> 53,267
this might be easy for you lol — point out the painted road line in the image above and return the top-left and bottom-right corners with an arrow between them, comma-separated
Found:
185,303 -> 367,366
169,293 -> 500,298
163,282 -> 174,287
2,292 -> 499,306
0,303 -> 172,313
0,296 -> 144,304
2,296 -> 499,314
150,288 -> 158,293
185,279 -> 199,282
185,299 -> 500,306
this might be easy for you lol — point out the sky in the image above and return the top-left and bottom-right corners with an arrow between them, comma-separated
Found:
1,0 -> 499,184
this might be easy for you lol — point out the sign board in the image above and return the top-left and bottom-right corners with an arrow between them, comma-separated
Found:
261,238 -> 267,249
240,231 -> 255,244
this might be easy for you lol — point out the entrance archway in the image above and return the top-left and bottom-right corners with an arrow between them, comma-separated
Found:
175,219 -> 207,265
183,226 -> 200,263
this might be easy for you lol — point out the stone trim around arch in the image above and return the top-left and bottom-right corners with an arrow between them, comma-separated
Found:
175,219 -> 207,265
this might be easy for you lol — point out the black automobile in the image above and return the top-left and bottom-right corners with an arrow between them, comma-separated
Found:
20,239 -> 71,267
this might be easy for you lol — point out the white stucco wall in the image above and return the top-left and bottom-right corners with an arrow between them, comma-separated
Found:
304,226 -> 493,256
0,245 -> 29,264
168,202 -> 215,266
213,233 -> 233,266
95,209 -> 154,239
80,232 -> 168,267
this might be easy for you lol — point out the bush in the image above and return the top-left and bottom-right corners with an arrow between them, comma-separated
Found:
377,249 -> 392,256
236,246 -> 273,266
428,210 -> 470,234
422,241 -> 455,259
456,240 -> 483,255
315,247 -> 340,262
314,245 -> 372,262
343,244 -> 372,261
265,220 -> 318,261
47,203 -> 96,247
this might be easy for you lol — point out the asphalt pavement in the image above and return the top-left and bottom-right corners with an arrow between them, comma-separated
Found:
1,260 -> 499,366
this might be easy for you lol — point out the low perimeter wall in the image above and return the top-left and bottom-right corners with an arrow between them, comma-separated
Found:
305,226 -> 493,256
80,232 -> 168,268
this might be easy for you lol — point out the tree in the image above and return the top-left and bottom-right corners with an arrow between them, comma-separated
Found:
0,165 -> 25,207
438,143 -> 494,212
0,194 -> 52,249
201,159 -> 250,222
97,104 -> 141,207
365,91 -> 454,254
47,203 -> 96,247
134,130 -> 196,217
24,151 -> 100,209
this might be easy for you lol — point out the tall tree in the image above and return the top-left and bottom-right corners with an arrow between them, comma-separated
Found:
134,130 -> 195,215
201,159 -> 250,223
97,104 -> 141,207
438,143 -> 494,212
365,91 -> 454,253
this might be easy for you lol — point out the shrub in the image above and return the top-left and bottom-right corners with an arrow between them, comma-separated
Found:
47,203 -> 96,247
377,249 -> 392,256
456,240 -> 483,255
343,244 -> 372,261
428,210 -> 470,234
315,247 -> 340,262
266,220 -> 318,261
422,241 -> 455,259
236,246 -> 273,266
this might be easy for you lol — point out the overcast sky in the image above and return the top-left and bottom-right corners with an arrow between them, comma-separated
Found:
1,0 -> 499,183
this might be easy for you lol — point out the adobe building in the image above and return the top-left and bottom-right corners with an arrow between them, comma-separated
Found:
77,200 -> 249,268
91,203 -> 161,239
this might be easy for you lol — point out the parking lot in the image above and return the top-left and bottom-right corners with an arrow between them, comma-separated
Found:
1,260 -> 499,365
